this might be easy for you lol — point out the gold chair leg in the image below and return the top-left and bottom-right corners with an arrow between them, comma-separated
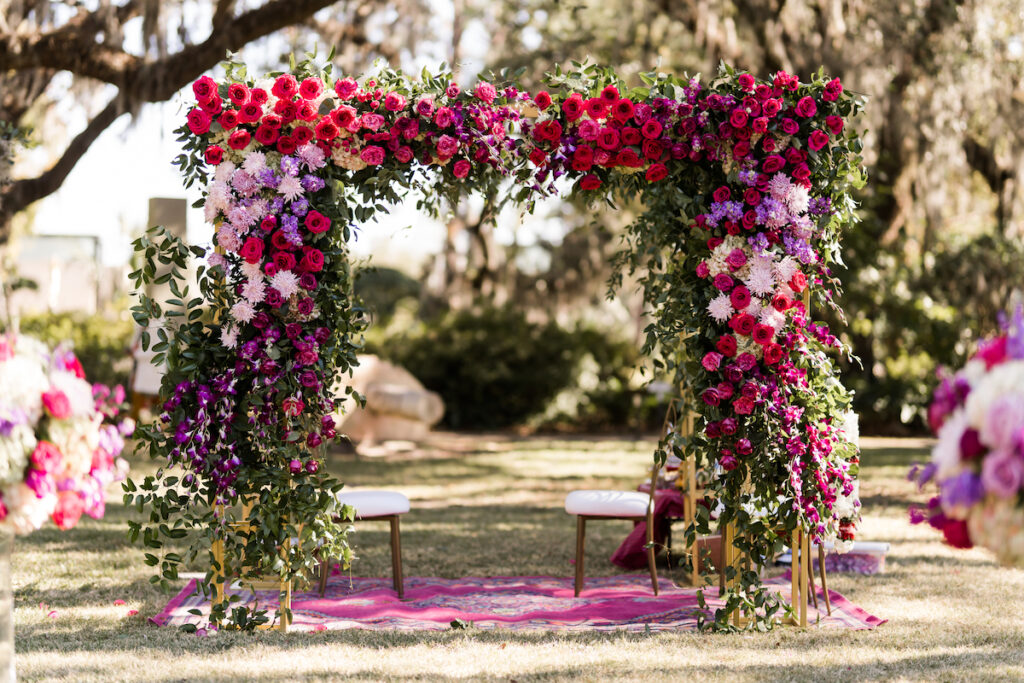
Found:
645,510 -> 659,596
574,516 -> 586,597
390,516 -> 404,599
807,547 -> 819,611
818,545 -> 832,615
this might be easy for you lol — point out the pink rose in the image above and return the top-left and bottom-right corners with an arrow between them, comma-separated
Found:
474,82 -> 497,104
52,491 -> 84,531
696,261 -> 710,278
186,108 -> 211,135
360,114 -> 385,131
334,78 -> 359,100
702,352 -> 724,372
31,441 -> 62,473
434,107 -> 454,128
384,92 -> 407,112
737,74 -> 755,91
416,96 -> 434,118
736,352 -> 757,372
730,286 -> 751,310
981,449 -> 1024,498
713,273 -> 734,292
395,146 -> 414,164
436,134 -> 459,158
453,159 -> 471,178
732,396 -> 755,415
42,389 -> 72,419
282,396 -> 305,417
780,118 -> 799,135
725,248 -> 748,270
719,454 -> 739,471
272,74 -> 298,99
808,129 -> 830,151
360,145 -> 386,166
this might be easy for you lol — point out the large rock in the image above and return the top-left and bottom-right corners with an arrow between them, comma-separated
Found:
333,355 -> 444,444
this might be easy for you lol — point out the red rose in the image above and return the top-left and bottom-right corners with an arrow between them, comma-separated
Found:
186,108 -> 211,135
751,117 -> 768,134
779,117 -> 798,135
729,109 -> 749,129
199,97 -> 223,116
227,83 -> 250,107
642,139 -> 664,160
823,77 -> 843,102
204,145 -> 224,165
335,77 -> 358,100
218,110 -> 239,130
730,285 -> 751,310
640,119 -> 663,139
730,313 -> 756,337
825,115 -> 844,136
621,127 -> 642,146
296,101 -> 317,121
762,137 -> 776,153
453,159 -> 471,178
192,76 -> 218,103
315,119 -> 339,141
282,396 -> 305,417
272,74 -> 298,99
762,99 -> 782,117
292,126 -> 315,146
240,237 -> 264,264
52,491 -> 84,531
579,174 -> 602,190
808,129 -> 829,151
529,147 -> 547,166
276,136 -> 298,155
762,155 -> 785,173
732,396 -> 755,415
273,251 -> 296,272
304,210 -> 331,234
737,73 -> 755,91
716,335 -> 738,357
791,163 -> 811,180
786,148 -> 807,165
360,145 -> 385,165
42,389 -> 72,419
599,85 -> 619,104
299,77 -> 324,100
395,146 -> 414,164
612,98 -> 635,123
771,293 -> 791,311
297,297 -> 315,316
585,98 -> 608,120
562,93 -> 584,121
228,129 -> 251,150
238,102 -> 263,124
300,247 -> 325,273
597,128 -> 620,151
752,324 -> 775,345
645,163 -> 668,182
533,91 -> 552,110
255,125 -> 279,146
763,343 -> 784,365
712,186 -> 731,203
795,96 -> 818,118
615,148 -> 642,167
732,141 -> 750,160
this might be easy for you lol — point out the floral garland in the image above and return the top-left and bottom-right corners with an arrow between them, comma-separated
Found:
130,56 -> 865,629
0,334 -> 131,534
912,305 -> 1024,567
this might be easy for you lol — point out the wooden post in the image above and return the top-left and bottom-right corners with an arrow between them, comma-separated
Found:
790,528 -> 809,627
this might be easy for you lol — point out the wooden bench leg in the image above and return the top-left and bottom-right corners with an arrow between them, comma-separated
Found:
574,516 -> 586,597
389,516 -> 404,599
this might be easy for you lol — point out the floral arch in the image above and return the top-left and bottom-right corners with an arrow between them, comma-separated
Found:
127,55 -> 865,630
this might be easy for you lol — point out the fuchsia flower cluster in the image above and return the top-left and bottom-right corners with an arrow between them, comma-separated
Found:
0,335 -> 132,534
912,306 -> 1024,566
178,64 -> 860,545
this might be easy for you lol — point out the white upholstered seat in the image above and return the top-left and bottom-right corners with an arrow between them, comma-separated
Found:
564,490 -> 650,517
336,490 -> 410,518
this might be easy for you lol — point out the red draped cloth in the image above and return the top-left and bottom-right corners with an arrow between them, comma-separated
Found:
610,489 -> 687,569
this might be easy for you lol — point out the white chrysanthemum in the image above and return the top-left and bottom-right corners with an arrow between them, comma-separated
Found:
203,202 -> 221,223
767,172 -> 791,200
0,424 -> 34,486
241,151 -> 267,174
207,181 -> 231,212
746,298 -> 764,318
221,325 -> 239,349
231,300 -> 256,324
0,355 -> 48,422
786,183 -> 809,215
759,306 -> 787,332
774,256 -> 799,283
249,198 -> 269,222
49,371 -> 95,417
240,261 -> 263,281
964,360 -> 1024,432
933,408 -> 970,478
217,226 -> 241,252
241,277 -> 266,304
707,294 -> 734,323
0,484 -> 56,535
277,175 -> 304,202
745,265 -> 776,297
213,160 -> 236,184
269,270 -> 300,300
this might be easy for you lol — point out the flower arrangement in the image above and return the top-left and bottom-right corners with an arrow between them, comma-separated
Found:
912,306 -> 1024,566
0,334 -> 131,534
130,55 -> 864,630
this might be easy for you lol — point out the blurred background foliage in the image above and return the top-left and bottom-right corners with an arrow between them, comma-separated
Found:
5,0 -> 1024,432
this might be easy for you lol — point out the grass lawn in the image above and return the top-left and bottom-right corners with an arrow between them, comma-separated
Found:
12,434 -> 1024,682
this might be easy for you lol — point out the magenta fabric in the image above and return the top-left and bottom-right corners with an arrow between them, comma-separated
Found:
610,489 -> 687,569
151,574 -> 884,632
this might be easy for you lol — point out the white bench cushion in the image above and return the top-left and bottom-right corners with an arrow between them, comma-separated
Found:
565,490 -> 650,517
336,490 -> 410,518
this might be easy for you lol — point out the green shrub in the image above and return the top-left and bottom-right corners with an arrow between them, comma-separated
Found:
15,311 -> 134,388
379,306 -> 579,429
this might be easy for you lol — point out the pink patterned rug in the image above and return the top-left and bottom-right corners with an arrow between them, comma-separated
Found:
152,574 -> 884,632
